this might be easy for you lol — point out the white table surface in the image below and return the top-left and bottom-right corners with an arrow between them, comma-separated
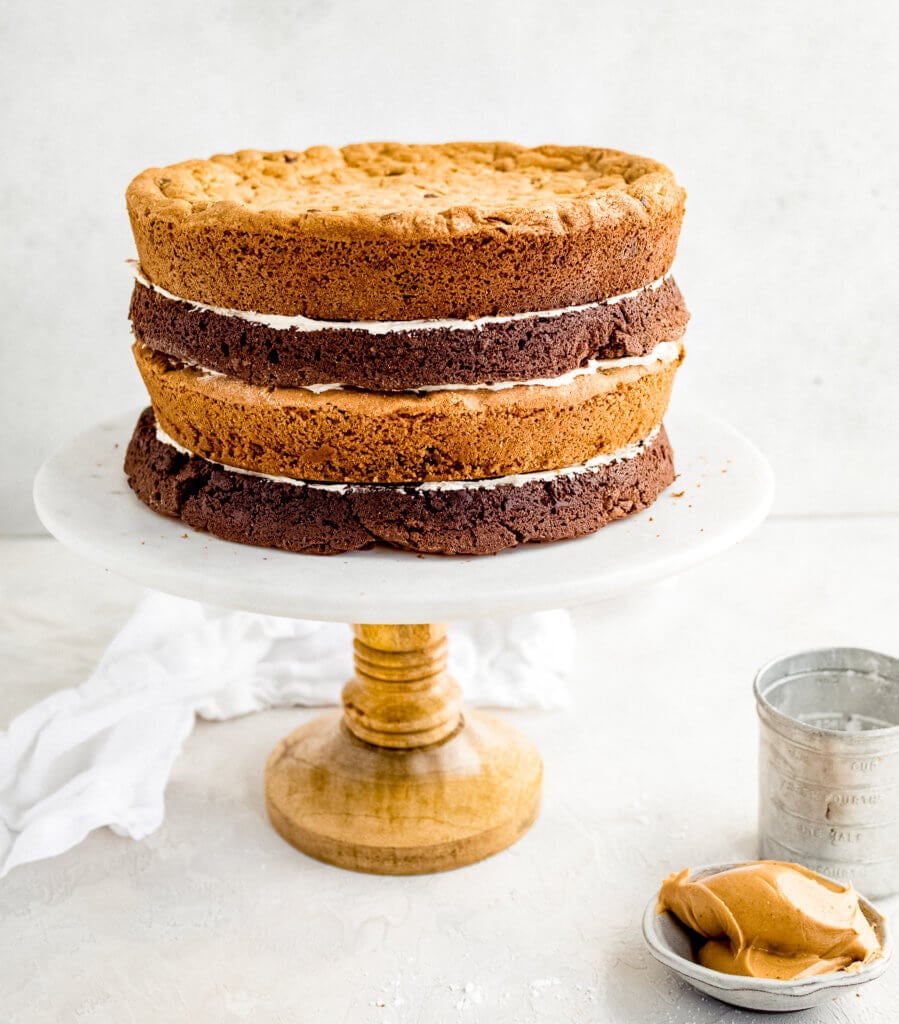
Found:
2,522 -> 898,1024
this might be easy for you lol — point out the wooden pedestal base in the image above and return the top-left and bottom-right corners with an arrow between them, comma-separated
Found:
264,624 -> 543,874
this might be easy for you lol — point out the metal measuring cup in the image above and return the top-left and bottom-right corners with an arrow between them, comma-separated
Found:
754,647 -> 899,899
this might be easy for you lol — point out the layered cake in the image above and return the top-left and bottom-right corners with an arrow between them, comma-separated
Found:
124,143 -> 688,555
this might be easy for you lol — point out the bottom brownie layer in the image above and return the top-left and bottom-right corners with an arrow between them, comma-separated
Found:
124,408 -> 675,556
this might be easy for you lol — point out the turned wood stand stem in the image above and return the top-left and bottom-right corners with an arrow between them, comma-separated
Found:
343,624 -> 462,749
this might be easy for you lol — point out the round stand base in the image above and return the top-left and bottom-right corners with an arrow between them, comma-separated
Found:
264,709 -> 543,875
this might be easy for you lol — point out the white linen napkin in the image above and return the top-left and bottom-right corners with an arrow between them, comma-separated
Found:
0,591 -> 573,878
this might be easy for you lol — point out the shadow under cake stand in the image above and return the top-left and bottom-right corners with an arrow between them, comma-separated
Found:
34,406 -> 774,875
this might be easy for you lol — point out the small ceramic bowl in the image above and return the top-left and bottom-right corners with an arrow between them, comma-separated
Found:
642,862 -> 893,1012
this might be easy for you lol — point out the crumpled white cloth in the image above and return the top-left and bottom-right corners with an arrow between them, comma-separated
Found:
0,591 -> 573,877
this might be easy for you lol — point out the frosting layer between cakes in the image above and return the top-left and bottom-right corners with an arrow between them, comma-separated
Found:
129,268 -> 689,390
126,143 -> 686,320
134,341 -> 682,483
125,408 -> 675,556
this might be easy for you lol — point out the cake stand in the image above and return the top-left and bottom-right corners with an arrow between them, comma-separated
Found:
34,405 -> 773,875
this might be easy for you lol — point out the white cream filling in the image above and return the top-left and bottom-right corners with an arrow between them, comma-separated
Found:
153,421 -> 660,494
129,260 -> 670,335
411,341 -> 681,392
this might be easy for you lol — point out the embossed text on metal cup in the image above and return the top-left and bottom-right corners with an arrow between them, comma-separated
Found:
754,648 -> 899,898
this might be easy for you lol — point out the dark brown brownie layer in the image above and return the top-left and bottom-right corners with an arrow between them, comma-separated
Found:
124,408 -> 675,556
129,277 -> 688,390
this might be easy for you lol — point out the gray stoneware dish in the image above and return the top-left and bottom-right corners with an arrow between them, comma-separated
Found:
642,861 -> 893,1012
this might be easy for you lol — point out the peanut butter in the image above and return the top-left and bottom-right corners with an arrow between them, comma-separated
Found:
657,861 -> 882,980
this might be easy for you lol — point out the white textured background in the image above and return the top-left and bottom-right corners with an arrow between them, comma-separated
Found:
2,0 -> 899,532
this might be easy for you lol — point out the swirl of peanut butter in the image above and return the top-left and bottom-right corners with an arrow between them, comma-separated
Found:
657,861 -> 882,980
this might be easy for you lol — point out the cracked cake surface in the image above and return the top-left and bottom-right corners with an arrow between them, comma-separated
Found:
127,142 -> 686,320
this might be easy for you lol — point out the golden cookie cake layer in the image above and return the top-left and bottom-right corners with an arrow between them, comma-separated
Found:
135,341 -> 682,483
127,143 -> 686,320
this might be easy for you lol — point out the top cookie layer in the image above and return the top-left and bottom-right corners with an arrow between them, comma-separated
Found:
127,143 -> 686,320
